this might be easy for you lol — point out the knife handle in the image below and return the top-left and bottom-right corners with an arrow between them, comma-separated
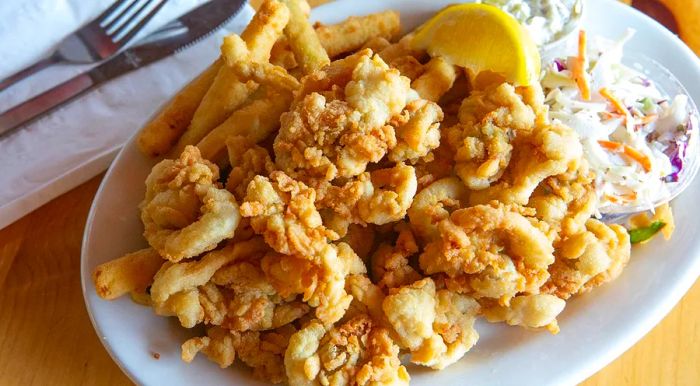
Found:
0,73 -> 94,137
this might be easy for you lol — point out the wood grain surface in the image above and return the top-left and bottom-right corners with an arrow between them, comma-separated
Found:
0,0 -> 698,385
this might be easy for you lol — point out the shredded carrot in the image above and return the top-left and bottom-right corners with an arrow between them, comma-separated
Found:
604,194 -> 621,203
599,87 -> 631,125
639,114 -> 658,125
600,111 -> 622,120
621,191 -> 638,201
597,140 -> 652,172
605,191 -> 638,204
573,30 -> 591,100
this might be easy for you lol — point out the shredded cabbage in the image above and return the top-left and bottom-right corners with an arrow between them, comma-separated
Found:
542,29 -> 694,212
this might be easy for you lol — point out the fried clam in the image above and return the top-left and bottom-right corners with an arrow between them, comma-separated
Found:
141,146 -> 241,262
446,82 -> 537,190
225,135 -> 276,202
527,159 -> 598,241
447,82 -> 584,207
273,49 -> 410,183
182,324 -> 297,384
480,294 -> 566,334
382,278 -> 480,370
262,242 -> 366,325
467,120 -> 584,206
240,171 -> 338,257
408,176 -> 469,242
357,162 -> 418,225
388,99 -> 444,164
370,222 -> 422,290
150,238 -> 269,328
419,202 -> 555,304
541,219 -> 631,300
210,247 -> 311,332
284,314 -> 410,386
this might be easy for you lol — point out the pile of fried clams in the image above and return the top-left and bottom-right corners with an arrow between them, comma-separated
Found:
93,1 -> 633,384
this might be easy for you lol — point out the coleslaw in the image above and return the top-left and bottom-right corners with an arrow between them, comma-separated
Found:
541,29 -> 697,212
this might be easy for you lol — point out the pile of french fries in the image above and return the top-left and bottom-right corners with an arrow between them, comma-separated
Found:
136,0 -> 400,164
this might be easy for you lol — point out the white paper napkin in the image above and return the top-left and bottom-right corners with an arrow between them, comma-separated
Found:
0,0 -> 254,229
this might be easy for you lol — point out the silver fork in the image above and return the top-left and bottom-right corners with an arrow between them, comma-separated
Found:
0,0 -> 167,91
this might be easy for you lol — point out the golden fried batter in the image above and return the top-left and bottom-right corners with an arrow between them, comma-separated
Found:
141,146 -> 241,262
241,171 -> 338,257
419,203 -> 554,304
382,278 -> 480,369
285,315 -> 409,385
274,50 -> 410,182
542,219 -> 631,299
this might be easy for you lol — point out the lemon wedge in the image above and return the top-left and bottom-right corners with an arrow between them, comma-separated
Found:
412,3 -> 541,86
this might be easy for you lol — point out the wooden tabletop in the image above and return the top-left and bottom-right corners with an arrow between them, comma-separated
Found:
1,1 -> 698,385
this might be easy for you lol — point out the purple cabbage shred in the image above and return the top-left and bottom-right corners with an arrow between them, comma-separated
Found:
663,141 -> 686,182
554,59 -> 566,72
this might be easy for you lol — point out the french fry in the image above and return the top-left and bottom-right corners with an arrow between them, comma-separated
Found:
412,56 -> 457,102
136,60 -> 222,157
378,33 -> 422,63
170,0 -> 290,156
230,61 -> 300,91
241,0 -> 291,62
361,36 -> 391,52
171,69 -> 259,156
316,10 -> 401,58
92,248 -> 164,300
197,86 -> 293,163
270,36 -> 298,69
281,0 -> 330,74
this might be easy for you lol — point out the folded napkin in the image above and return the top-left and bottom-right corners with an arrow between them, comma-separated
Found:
0,0 -> 254,229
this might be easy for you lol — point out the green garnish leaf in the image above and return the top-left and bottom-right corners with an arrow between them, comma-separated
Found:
628,221 -> 666,244
640,97 -> 655,113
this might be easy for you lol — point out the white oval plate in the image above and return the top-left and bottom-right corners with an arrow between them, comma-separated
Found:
81,0 -> 700,385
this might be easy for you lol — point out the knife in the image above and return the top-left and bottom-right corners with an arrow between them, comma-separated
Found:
0,0 -> 247,137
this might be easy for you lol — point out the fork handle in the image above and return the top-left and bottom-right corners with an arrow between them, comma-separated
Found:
0,54 -> 61,92
0,73 -> 94,137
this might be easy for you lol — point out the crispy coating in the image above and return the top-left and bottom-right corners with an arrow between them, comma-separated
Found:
411,57 -> 457,102
467,121 -> 583,206
482,294 -> 566,334
274,51 -> 410,182
542,219 -> 631,299
212,254 -> 310,331
389,99 -> 444,164
141,146 -> 241,262
408,177 -> 468,241
262,242 -> 366,325
315,10 -> 401,58
225,136 -> 276,201
150,238 -> 268,304
233,324 -> 298,383
137,60 -> 222,157
340,224 -> 376,262
284,315 -> 409,385
241,171 -> 338,257
370,223 -> 421,290
357,163 -> 417,225
528,160 -> 598,241
419,203 -> 554,304
182,326 -> 236,367
92,248 -> 164,300
382,278 -> 480,369
447,83 -> 535,190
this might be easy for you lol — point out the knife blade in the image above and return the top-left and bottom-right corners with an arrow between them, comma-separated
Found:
0,0 -> 247,137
